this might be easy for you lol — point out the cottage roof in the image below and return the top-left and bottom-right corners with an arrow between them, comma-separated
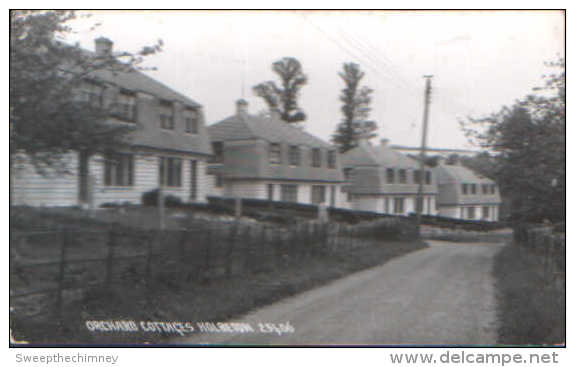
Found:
342,141 -> 437,195
208,113 -> 334,149
78,53 -> 211,156
341,141 -> 421,169
434,164 -> 495,185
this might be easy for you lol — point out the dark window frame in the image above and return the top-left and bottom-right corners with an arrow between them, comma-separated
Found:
104,153 -> 134,187
159,156 -> 182,187
288,145 -> 300,166
184,108 -> 199,134
399,169 -> 407,184
269,143 -> 282,164
386,168 -> 395,183
159,100 -> 175,130
327,150 -> 337,169
311,185 -> 326,205
311,148 -> 322,168
280,184 -> 298,202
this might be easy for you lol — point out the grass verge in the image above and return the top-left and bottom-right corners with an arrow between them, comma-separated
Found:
11,208 -> 427,345
493,243 -> 565,345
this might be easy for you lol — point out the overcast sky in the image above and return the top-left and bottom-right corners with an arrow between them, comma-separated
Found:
65,10 -> 564,150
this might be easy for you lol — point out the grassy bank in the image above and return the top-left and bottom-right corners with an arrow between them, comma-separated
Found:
493,243 -> 565,345
12,239 -> 427,345
10,207 -> 427,344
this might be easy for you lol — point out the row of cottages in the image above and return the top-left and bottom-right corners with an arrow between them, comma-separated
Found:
11,37 -> 213,207
435,159 -> 501,221
11,37 -> 502,221
341,139 -> 438,216
206,100 -> 346,207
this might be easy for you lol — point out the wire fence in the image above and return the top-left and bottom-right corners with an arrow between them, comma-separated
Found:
10,221 -> 375,321
514,225 -> 565,290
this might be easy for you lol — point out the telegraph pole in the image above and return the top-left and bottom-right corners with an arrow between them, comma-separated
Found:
416,75 -> 433,229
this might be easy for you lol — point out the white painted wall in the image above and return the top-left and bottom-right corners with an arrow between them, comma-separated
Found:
439,204 -> 500,221
11,153 -> 79,207
11,151 -> 210,207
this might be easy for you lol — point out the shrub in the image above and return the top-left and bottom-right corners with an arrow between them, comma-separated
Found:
353,217 -> 419,241
141,189 -> 183,208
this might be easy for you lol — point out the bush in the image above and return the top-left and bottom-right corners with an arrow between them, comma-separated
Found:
353,217 -> 419,241
141,189 -> 183,208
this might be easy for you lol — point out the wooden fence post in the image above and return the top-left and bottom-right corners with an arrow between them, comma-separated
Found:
55,230 -> 69,319
243,226 -> 252,272
145,230 -> 155,294
225,224 -> 237,279
105,229 -> 117,286
204,227 -> 212,277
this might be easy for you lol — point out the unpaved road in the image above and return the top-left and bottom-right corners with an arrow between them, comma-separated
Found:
174,240 -> 503,345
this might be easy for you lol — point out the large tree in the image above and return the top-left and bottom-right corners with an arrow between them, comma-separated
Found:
10,10 -> 162,174
253,57 -> 307,123
332,63 -> 377,153
461,58 -> 565,223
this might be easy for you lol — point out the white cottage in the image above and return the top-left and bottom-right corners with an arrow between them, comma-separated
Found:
11,37 -> 213,207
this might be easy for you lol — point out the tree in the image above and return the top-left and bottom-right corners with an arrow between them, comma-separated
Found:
253,57 -> 307,123
10,10 -> 163,174
331,63 -> 378,153
461,58 -> 565,222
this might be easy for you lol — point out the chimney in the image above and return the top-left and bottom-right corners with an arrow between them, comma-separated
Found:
95,37 -> 113,57
236,99 -> 248,115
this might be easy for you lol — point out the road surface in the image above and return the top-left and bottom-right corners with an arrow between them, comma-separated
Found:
174,240 -> 503,345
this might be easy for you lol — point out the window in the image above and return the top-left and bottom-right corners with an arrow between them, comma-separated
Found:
491,184 -> 496,194
269,143 -> 282,164
159,101 -> 175,130
215,174 -> 223,188
311,185 -> 326,204
346,192 -> 352,202
159,157 -> 182,187
482,184 -> 488,194
311,148 -> 322,167
393,197 -> 405,214
482,206 -> 490,219
384,197 -> 390,214
462,183 -> 468,195
184,108 -> 199,134
280,184 -> 298,202
210,142 -> 223,163
115,91 -> 137,121
415,196 -> 423,213
327,150 -> 337,169
386,168 -> 395,183
399,169 -> 407,184
467,207 -> 476,219
104,153 -> 134,186
79,81 -> 103,108
425,171 -> 432,185
267,184 -> 274,200
343,168 -> 354,180
288,145 -> 300,166
471,184 -> 477,195
413,170 -> 422,184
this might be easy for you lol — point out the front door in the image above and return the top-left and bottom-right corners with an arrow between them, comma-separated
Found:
78,151 -> 89,205
190,160 -> 197,201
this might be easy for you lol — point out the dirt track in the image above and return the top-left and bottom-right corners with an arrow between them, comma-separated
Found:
174,240 -> 503,346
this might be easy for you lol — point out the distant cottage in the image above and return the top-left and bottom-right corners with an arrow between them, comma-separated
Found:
207,100 -> 345,206
434,159 -> 501,221
341,139 -> 438,215
11,37 -> 213,207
